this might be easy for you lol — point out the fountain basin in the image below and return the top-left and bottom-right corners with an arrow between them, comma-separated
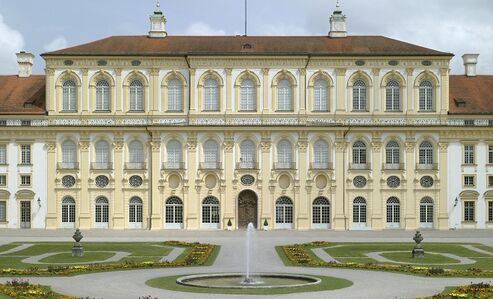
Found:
176,273 -> 321,289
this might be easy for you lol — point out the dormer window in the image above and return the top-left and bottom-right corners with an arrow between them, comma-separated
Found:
454,99 -> 466,108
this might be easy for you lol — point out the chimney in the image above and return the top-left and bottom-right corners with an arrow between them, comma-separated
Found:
149,0 -> 167,38
329,0 -> 347,38
462,54 -> 479,77
16,51 -> 35,78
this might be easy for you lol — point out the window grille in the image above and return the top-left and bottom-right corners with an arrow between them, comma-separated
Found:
312,197 -> 330,224
385,80 -> 400,111
62,80 -> 77,111
240,79 -> 256,111
95,197 -> 109,223
353,80 -> 367,111
95,141 -> 110,163
275,197 -> 293,224
352,141 -> 367,164
0,145 -> 6,164
419,81 -> 433,111
385,141 -> 400,164
489,176 -> 493,187
167,79 -> 183,111
313,140 -> 329,168
166,196 -> 183,224
96,80 -> 110,111
464,145 -> 474,164
420,197 -> 434,223
419,141 -> 433,164
489,145 -> 493,164
0,175 -> 6,186
204,79 -> 219,111
240,140 -> 256,168
129,197 -> 143,223
277,140 -> 293,167
277,79 -> 292,111
203,140 -> 219,167
464,201 -> 475,222
353,197 -> 367,223
128,141 -> 144,164
61,197 -> 75,223
20,175 -> 31,186
202,196 -> 220,224
464,176 -> 475,186
0,201 -> 6,222
62,141 -> 77,164
167,140 -> 182,168
489,201 -> 493,222
313,79 -> 328,111
129,80 -> 144,111
386,197 -> 400,223
20,145 -> 31,164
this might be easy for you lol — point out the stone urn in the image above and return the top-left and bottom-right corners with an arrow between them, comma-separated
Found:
72,229 -> 84,257
412,230 -> 424,258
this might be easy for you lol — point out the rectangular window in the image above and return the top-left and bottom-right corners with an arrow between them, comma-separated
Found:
0,145 -> 6,164
464,145 -> 475,164
489,145 -> 493,164
489,201 -> 493,222
464,201 -> 475,222
488,176 -> 493,187
0,175 -> 6,187
464,176 -> 475,187
20,145 -> 31,165
0,201 -> 6,222
20,175 -> 31,187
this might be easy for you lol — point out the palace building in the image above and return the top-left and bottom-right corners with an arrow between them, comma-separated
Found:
0,3 -> 492,230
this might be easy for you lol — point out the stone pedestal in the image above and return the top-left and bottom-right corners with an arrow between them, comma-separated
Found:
412,248 -> 424,258
72,242 -> 84,257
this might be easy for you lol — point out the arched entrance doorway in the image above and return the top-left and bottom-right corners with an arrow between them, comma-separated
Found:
237,190 -> 258,228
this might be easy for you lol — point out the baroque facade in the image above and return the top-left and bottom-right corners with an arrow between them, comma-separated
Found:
0,4 -> 492,230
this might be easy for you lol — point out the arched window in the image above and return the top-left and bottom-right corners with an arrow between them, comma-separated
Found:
385,80 -> 400,111
419,81 -> 433,111
129,197 -> 143,228
96,80 -> 110,111
352,141 -> 367,164
277,140 -> 293,169
61,197 -> 75,227
353,80 -> 367,111
277,79 -> 293,111
240,139 -> 256,169
204,79 -> 219,111
165,196 -> 183,228
419,141 -> 433,164
313,140 -> 329,169
275,196 -> 293,227
386,197 -> 400,225
312,197 -> 330,227
62,140 -> 77,168
128,141 -> 144,168
167,79 -> 183,112
62,80 -> 77,111
202,196 -> 220,226
420,197 -> 434,226
95,197 -> 109,228
353,197 -> 367,223
167,140 -> 182,169
313,79 -> 328,111
385,141 -> 400,165
203,140 -> 219,168
240,79 -> 256,111
129,80 -> 144,111
95,141 -> 110,169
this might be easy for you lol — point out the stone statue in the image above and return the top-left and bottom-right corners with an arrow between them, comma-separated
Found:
72,228 -> 84,257
412,230 -> 424,258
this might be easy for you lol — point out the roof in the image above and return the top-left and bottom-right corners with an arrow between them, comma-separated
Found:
42,35 -> 453,57
0,75 -> 46,115
449,75 -> 493,115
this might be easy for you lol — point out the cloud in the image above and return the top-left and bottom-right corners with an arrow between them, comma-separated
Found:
259,23 -> 310,36
0,13 -> 25,74
184,22 -> 226,36
43,36 -> 68,52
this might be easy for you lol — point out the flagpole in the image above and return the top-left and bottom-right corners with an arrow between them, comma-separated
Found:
244,0 -> 248,36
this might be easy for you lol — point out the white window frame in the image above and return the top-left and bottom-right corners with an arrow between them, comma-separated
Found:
385,141 -> 400,165
352,141 -> 367,165
313,79 -> 328,112
20,174 -> 31,187
20,144 -> 31,165
464,145 -> 475,165
96,80 -> 110,111
95,197 -> 109,228
62,80 -> 77,112
277,140 -> 293,168
463,200 -> 475,222
0,201 -> 6,222
419,80 -> 433,111
277,79 -> 293,111
385,80 -> 400,111
419,197 -> 434,228
352,80 -> 367,111
312,197 -> 330,229
386,197 -> 400,228
167,140 -> 182,169
0,174 -> 6,187
275,196 -> 294,229
0,145 -> 6,165
167,79 -> 183,112
240,79 -> 256,111
129,80 -> 144,111
240,139 -> 256,168
419,141 -> 433,165
201,196 -> 220,229
61,197 -> 76,229
352,197 -> 367,229
204,79 -> 219,111
128,197 -> 143,229
165,196 -> 183,229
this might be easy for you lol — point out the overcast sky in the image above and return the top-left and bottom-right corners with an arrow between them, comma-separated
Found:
0,0 -> 491,75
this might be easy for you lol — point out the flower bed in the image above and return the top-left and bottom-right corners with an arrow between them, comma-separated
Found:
0,279 -> 75,299
280,243 -> 493,277
427,282 -> 493,299
0,241 -> 216,277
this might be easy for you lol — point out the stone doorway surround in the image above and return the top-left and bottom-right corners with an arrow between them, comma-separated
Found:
237,190 -> 258,229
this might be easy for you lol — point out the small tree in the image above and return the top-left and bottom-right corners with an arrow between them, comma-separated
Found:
263,219 -> 268,227
227,219 -> 232,227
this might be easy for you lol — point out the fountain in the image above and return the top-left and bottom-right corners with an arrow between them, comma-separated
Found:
176,222 -> 322,289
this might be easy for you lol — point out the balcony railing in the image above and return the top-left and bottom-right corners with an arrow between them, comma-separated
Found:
199,162 -> 222,170
350,163 -> 371,170
273,162 -> 296,170
57,162 -> 79,170
236,161 -> 259,170
162,162 -> 186,170
124,162 -> 146,170
416,163 -> 438,170
310,162 -> 334,170
382,163 -> 404,170
91,162 -> 113,170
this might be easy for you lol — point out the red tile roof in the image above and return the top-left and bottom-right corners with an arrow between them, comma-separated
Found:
449,75 -> 493,115
42,35 -> 452,57
0,75 -> 46,115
